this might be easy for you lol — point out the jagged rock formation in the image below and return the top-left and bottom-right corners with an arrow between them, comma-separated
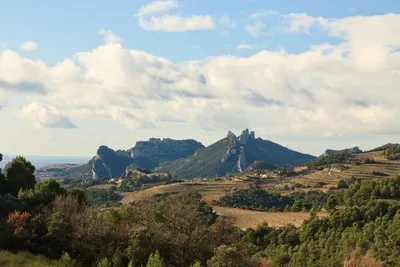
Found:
157,129 -> 316,178
70,139 -> 204,180
323,147 -> 362,156
222,129 -> 255,172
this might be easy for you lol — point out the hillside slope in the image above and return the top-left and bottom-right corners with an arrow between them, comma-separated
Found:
158,129 -> 315,178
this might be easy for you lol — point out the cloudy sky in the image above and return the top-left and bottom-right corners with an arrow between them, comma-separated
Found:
0,0 -> 400,157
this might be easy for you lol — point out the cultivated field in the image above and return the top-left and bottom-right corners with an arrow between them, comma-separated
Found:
213,206 -> 327,229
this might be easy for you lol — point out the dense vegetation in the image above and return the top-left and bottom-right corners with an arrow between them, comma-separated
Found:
385,144 -> 400,160
306,153 -> 351,169
244,179 -> 400,266
214,188 -> 328,212
0,154 -> 255,266
85,188 -> 122,207
2,152 -> 400,266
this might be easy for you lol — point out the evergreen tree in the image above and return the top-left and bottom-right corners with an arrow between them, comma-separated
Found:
4,156 -> 36,196
146,250 -> 165,267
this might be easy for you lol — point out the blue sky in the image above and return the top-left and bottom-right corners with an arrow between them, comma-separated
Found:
2,0 -> 399,64
0,0 -> 400,157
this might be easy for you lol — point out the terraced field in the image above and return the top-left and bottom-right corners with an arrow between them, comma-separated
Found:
294,151 -> 400,186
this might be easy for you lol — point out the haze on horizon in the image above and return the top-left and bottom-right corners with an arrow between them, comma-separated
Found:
1,0 -> 400,157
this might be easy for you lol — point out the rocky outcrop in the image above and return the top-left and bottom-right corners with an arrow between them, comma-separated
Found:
221,129 -> 255,172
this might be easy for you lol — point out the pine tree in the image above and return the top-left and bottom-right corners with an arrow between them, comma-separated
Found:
146,250 -> 165,267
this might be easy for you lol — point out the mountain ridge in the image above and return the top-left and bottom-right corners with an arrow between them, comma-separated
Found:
156,129 -> 316,178
70,138 -> 204,180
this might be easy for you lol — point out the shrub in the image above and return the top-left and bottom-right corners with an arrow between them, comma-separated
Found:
7,211 -> 30,230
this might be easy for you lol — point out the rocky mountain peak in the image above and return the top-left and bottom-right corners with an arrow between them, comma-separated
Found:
222,129 -> 257,171
95,145 -> 114,159
226,129 -> 255,146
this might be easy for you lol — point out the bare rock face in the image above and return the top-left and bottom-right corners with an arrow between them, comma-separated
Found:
221,129 -> 256,172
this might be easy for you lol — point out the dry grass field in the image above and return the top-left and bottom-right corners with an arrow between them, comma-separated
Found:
213,206 -> 327,229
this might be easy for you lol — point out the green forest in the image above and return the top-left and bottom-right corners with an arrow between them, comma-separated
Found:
1,153 -> 400,266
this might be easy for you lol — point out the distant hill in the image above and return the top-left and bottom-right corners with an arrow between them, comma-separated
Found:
156,129 -> 315,178
35,164 -> 81,180
368,143 -> 399,152
306,146 -> 363,169
70,139 -> 204,180
323,147 -> 362,156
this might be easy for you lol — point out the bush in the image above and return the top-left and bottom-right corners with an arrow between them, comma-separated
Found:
7,211 -> 30,230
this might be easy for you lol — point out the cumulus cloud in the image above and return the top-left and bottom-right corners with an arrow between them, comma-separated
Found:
0,50 -> 47,94
20,41 -> 39,52
136,0 -> 215,32
0,80 -> 46,94
2,12 -> 400,137
22,102 -> 77,129
236,44 -> 257,50
136,0 -> 178,16
98,29 -> 123,44
243,89 -> 284,107
109,108 -> 155,129
281,13 -> 326,33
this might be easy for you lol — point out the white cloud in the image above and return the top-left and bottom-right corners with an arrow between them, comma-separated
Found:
246,21 -> 268,37
136,0 -> 215,32
109,107 -> 155,129
246,11 -> 277,37
20,41 -> 39,52
98,29 -> 123,44
219,14 -> 237,28
281,13 -> 326,33
0,49 -> 47,93
136,0 -> 178,16
236,44 -> 257,50
22,102 -> 76,129
2,13 -> 400,140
